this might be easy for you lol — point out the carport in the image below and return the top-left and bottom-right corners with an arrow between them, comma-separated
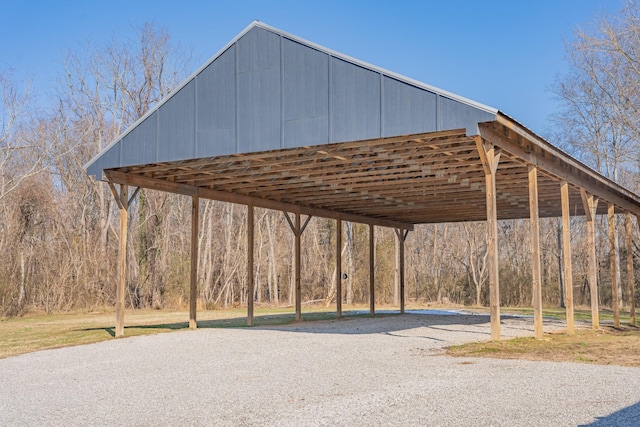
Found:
85,21 -> 640,340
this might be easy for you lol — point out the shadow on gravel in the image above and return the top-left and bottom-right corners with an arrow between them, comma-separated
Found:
79,310 -> 519,337
580,401 -> 640,426
244,312 -> 530,336
77,310 -> 538,339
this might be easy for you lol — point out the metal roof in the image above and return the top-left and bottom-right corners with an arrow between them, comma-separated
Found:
85,21 -> 497,178
87,22 -> 640,226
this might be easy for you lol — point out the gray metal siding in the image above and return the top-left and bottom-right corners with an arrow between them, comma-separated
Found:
87,141 -> 121,179
121,111 -> 157,167
282,39 -> 329,147
195,46 -> 236,157
330,58 -> 381,143
86,22 -> 499,179
157,80 -> 196,162
237,27 -> 281,152
438,96 -> 495,135
382,76 -> 437,137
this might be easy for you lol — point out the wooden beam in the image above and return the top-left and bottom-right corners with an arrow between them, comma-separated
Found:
189,196 -> 199,330
626,212 -> 635,326
581,190 -> 600,329
394,235 -> 400,307
561,181 -> 575,334
283,212 -> 310,321
108,181 -> 124,210
480,120 -> 640,217
116,184 -> 128,337
295,212 -> 302,321
247,204 -> 255,326
609,203 -> 620,327
336,218 -> 342,319
105,170 -> 413,231
369,224 -> 375,316
482,142 -> 501,341
128,187 -> 140,206
395,229 -> 409,315
528,165 -> 543,338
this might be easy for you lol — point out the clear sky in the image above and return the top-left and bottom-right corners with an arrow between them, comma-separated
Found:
1,0 -> 623,136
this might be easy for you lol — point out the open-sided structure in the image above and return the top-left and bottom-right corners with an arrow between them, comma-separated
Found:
86,21 -> 640,339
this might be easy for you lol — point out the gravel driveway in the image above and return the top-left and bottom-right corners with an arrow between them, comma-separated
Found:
1,311 -> 638,426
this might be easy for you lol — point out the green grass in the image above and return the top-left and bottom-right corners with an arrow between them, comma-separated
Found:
0,306 -> 372,359
2,304 -> 636,361
447,326 -> 640,367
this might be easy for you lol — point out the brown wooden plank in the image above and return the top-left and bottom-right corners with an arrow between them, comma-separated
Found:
561,181 -> 575,334
581,190 -> 600,329
482,142 -> 501,341
189,196 -> 199,330
247,204 -> 255,326
481,120 -> 640,216
396,229 -> 408,315
528,165 -> 543,338
369,224 -> 375,316
116,184 -> 128,337
609,203 -> 620,327
625,212 -> 635,326
336,219 -> 342,319
295,212 -> 302,321
105,170 -> 413,230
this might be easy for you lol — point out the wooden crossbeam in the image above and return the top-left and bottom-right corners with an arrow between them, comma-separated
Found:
105,170 -> 413,230
480,120 -> 640,216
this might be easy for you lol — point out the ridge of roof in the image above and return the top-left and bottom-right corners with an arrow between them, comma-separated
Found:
85,20 -> 498,172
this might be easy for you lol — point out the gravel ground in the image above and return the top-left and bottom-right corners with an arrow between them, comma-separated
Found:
1,312 -> 639,426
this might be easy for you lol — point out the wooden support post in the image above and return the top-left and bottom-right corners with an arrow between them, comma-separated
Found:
609,203 -> 620,327
369,224 -> 375,316
336,219 -> 342,318
581,190 -> 599,329
283,212 -> 311,322
116,184 -> 128,338
247,204 -> 254,326
395,229 -> 409,315
560,181 -> 575,334
295,213 -> 302,321
477,138 -> 501,341
528,165 -> 543,339
394,237 -> 400,307
189,196 -> 199,330
626,212 -> 636,326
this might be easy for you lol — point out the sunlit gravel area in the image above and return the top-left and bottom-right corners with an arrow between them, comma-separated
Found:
1,312 -> 638,426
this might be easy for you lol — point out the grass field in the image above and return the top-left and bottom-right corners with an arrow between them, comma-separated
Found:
447,326 -> 640,367
1,305 -> 638,365
0,306 -> 364,359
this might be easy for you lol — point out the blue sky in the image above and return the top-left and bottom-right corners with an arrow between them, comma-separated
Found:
1,0 -> 623,136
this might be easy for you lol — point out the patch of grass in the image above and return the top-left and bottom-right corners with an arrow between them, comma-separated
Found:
0,306 -> 373,359
447,326 -> 640,367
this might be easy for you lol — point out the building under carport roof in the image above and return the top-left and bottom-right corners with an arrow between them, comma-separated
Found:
86,21 -> 640,340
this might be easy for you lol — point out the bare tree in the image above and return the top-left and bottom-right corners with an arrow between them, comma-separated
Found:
554,2 -> 640,183
0,70 -> 47,203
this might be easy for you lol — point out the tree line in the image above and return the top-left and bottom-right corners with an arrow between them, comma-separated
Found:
1,4 -> 639,317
